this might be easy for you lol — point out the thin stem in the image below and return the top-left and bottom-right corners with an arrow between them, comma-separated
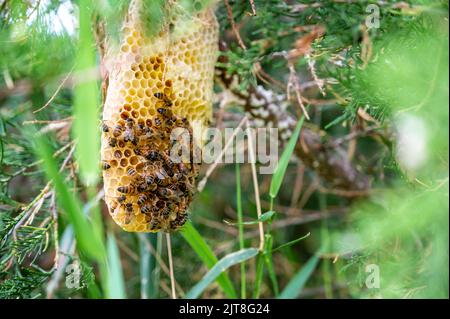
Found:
246,121 -> 264,251
166,233 -> 176,299
197,116 -> 248,192
319,193 -> 333,299
236,163 -> 246,298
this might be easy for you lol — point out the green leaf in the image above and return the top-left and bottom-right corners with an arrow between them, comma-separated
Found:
263,234 -> 279,296
139,233 -> 159,299
34,135 -> 105,262
278,253 -> 320,299
181,222 -> 237,298
223,211 -> 276,226
252,252 -> 265,298
260,210 -> 276,222
106,232 -> 126,299
186,248 -> 259,299
269,116 -> 305,199
235,163 -> 246,298
73,0 -> 100,186
273,232 -> 311,252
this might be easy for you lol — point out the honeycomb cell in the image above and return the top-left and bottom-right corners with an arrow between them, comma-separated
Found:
139,108 -> 148,117
124,149 -> 132,157
130,156 -> 139,165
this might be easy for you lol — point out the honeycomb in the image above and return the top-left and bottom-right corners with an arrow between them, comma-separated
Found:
101,1 -> 218,232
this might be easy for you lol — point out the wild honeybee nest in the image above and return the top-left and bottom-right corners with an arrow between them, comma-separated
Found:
101,2 -> 218,232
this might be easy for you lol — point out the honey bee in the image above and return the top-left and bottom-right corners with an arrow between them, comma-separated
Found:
154,92 -> 173,107
137,194 -> 148,206
117,185 -> 136,194
163,163 -> 175,177
151,205 -> 160,216
134,148 -> 143,156
140,204 -> 152,215
110,200 -> 118,210
157,107 -> 173,119
125,117 -> 134,127
102,162 -> 111,170
153,117 -> 163,129
143,175 -> 156,189
178,162 -> 189,175
117,194 -> 126,203
174,118 -> 186,128
127,168 -> 137,176
125,202 -> 133,213
149,219 -> 160,231
172,213 -> 188,228
113,124 -> 125,137
124,212 -> 133,225
146,150 -> 159,161
137,182 -> 148,193
155,168 -> 170,186
153,92 -> 165,99
155,199 -> 166,210
171,172 -> 184,183
134,145 -> 153,158
135,123 -> 146,136
102,122 -> 109,133
158,187 -> 181,201
123,127 -> 138,145
108,137 -> 117,147
165,118 -> 174,127
144,126 -> 154,135
167,202 -> 179,214
160,207 -> 170,219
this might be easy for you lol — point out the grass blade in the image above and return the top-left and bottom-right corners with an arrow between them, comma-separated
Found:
106,232 -> 126,299
224,210 -> 276,226
253,252 -> 265,298
269,116 -> 305,199
278,253 -> 320,299
263,234 -> 279,296
139,233 -> 158,299
73,0 -> 100,186
272,232 -> 311,252
34,136 -> 105,261
186,248 -> 258,299
181,222 -> 237,298
236,163 -> 246,298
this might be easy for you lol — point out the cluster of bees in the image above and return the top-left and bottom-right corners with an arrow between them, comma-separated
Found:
102,92 -> 198,232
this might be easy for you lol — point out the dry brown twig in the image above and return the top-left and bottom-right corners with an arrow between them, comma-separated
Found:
197,116 -> 248,192
140,234 -> 185,297
224,0 -> 247,50
248,0 -> 256,16
33,66 -> 75,114
245,120 -> 265,251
